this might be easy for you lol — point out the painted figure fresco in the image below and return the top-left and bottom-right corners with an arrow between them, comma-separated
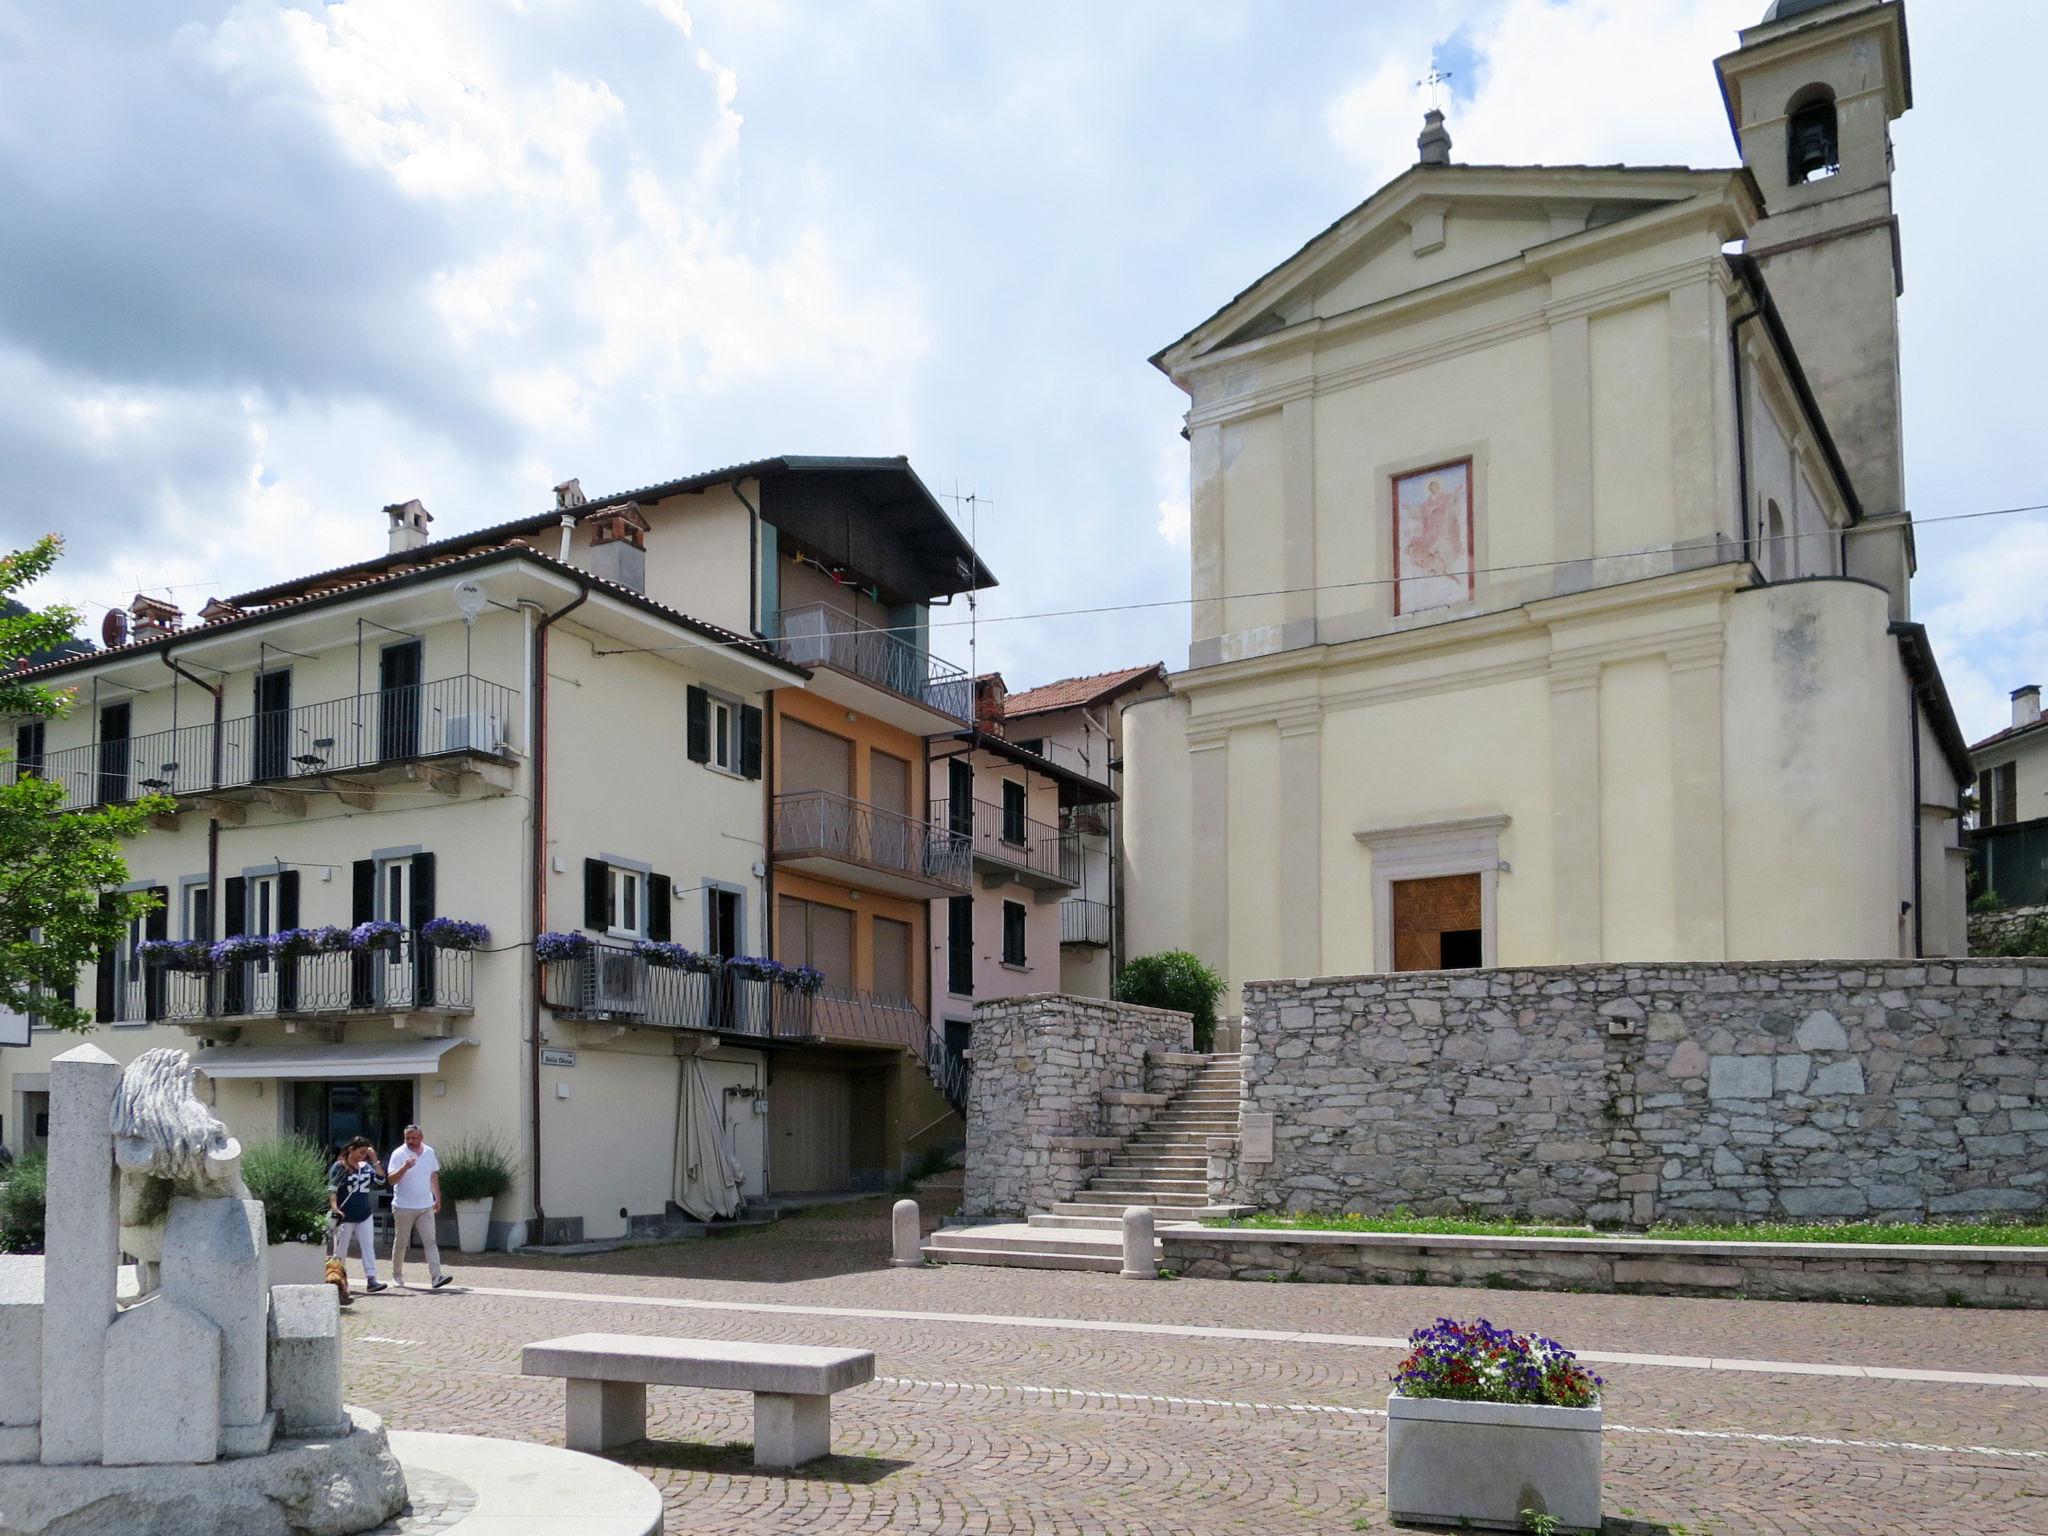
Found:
1393,460 -> 1473,615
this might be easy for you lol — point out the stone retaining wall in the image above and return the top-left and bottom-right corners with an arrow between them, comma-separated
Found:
1237,961 -> 2048,1225
1160,1229 -> 2048,1308
1970,904 -> 2048,955
961,994 -> 1194,1217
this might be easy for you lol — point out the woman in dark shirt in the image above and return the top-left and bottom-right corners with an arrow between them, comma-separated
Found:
328,1137 -> 388,1292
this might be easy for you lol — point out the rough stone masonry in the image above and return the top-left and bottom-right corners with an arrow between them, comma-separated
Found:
1235,961 -> 2048,1225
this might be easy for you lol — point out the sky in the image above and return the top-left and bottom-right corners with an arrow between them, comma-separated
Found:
0,0 -> 2041,744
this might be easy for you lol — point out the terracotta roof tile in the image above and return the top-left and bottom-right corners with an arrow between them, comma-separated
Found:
1003,663 -> 1167,717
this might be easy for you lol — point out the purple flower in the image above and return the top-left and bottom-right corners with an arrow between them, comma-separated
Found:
421,917 -> 491,951
534,930 -> 593,963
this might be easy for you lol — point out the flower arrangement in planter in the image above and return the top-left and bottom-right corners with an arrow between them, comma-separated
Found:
534,930 -> 592,963
267,925 -> 348,959
726,956 -> 826,995
208,933 -> 270,968
135,938 -> 213,972
1385,1317 -> 1604,1533
348,919 -> 405,953
633,940 -> 716,973
420,917 -> 491,951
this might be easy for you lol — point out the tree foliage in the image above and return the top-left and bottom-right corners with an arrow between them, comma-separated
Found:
1113,949 -> 1226,1052
0,536 -> 171,1032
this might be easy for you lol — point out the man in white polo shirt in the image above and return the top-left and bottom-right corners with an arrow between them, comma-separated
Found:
387,1123 -> 452,1289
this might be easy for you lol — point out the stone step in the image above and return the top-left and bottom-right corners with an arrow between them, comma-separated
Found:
921,1243 -> 1123,1273
1028,1211 -> 1213,1232
1069,1190 -> 1210,1208
1045,1201 -> 1244,1220
1088,1170 -> 1208,1186
924,1224 -> 1135,1259
1099,1159 -> 1209,1174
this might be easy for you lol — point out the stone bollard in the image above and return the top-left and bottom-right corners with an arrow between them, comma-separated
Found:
1119,1206 -> 1157,1280
890,1199 -> 923,1268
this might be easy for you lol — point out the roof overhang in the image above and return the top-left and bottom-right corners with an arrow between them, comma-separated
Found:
193,1036 -> 477,1080
935,730 -> 1119,805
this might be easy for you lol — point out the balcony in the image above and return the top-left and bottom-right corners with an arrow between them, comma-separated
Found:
773,790 -> 971,899
933,797 -> 1082,891
540,944 -> 814,1041
1060,897 -> 1111,948
156,938 -> 474,1034
770,603 -> 971,731
8,674 -> 518,813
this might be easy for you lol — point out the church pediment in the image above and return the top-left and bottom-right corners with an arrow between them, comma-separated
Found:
1156,163 -> 1758,380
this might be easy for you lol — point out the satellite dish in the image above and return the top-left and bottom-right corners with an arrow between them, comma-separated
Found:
101,608 -> 130,648
453,580 -> 487,625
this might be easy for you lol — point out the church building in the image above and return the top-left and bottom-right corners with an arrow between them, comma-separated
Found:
1122,0 -> 1969,1008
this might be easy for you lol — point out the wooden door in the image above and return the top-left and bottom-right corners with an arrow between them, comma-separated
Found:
769,1068 -> 851,1193
1391,873 -> 1482,972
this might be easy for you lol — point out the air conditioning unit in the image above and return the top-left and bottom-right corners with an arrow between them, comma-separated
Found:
587,949 -> 647,1015
443,711 -> 504,755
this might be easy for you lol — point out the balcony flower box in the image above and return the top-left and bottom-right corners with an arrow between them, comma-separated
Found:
634,940 -> 714,973
534,930 -> 592,964
420,917 -> 491,951
208,934 -> 270,969
1385,1318 -> 1603,1533
136,938 -> 212,973
348,919 -> 405,954
268,925 -> 347,959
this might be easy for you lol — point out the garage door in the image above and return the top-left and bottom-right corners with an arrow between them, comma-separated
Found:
769,1067 -> 851,1193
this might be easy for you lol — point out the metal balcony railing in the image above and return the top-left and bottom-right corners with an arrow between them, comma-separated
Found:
773,790 -> 971,892
931,797 -> 1082,886
771,603 -> 971,720
6,675 -> 519,812
159,938 -> 475,1023
1060,897 -> 1111,947
539,943 -> 815,1040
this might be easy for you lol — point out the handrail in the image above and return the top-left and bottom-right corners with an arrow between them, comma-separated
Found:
770,603 -> 971,719
774,790 -> 971,891
1060,897 -> 1111,947
539,942 -> 814,1040
931,796 -> 1082,885
156,936 -> 474,1022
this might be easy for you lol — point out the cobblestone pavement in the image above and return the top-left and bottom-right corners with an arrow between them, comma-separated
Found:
342,1200 -> 2048,1534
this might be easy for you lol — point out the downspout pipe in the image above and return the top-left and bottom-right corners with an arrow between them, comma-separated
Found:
1729,305 -> 1761,568
528,579 -> 590,1244
732,479 -> 765,638
1908,685 -> 1924,957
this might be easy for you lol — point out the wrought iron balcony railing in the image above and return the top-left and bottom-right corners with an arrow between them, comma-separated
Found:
931,797 -> 1082,887
771,603 -> 971,720
1059,897 -> 1111,947
7,675 -> 518,812
539,943 -> 815,1040
156,936 -> 474,1023
773,790 -> 971,893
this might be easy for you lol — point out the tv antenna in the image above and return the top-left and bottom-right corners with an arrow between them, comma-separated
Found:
941,481 -> 995,692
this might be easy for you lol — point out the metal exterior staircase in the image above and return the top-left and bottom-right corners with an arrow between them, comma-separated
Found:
924,1053 -> 1244,1270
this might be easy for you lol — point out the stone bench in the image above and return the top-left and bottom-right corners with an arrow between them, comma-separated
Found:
521,1332 -> 876,1468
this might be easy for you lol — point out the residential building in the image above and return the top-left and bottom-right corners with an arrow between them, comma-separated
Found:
1124,0 -> 1970,1010
1000,664 -> 1170,995
1,455 -> 992,1242
1967,685 -> 2048,908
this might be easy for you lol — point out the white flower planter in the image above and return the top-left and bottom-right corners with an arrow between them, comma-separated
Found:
266,1241 -> 327,1286
455,1197 -> 495,1254
1385,1392 -> 1602,1533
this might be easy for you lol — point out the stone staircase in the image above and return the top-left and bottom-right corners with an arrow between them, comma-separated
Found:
924,1054 -> 1244,1271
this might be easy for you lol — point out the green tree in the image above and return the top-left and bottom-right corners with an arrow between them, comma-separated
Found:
1114,949 -> 1226,1052
0,536 -> 170,1033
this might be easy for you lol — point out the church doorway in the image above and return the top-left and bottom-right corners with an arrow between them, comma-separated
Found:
1391,874 -> 1483,971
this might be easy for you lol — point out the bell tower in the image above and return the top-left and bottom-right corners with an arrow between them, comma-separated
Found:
1716,1 -> 1913,535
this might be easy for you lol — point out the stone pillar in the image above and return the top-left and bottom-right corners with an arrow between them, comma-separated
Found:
1188,425 -> 1225,653
1278,715 -> 1322,980
1120,1206 -> 1157,1280
1669,639 -> 1728,959
890,1199 -> 922,1268
1549,665 -> 1603,961
268,1285 -> 347,1438
1188,731 -> 1230,991
39,1043 -> 122,1466
1279,394 -> 1318,649
1549,314 -> 1595,594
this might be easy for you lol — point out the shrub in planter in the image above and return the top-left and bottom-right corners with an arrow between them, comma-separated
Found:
441,1132 -> 520,1253
240,1136 -> 332,1246
0,1148 -> 47,1254
1386,1318 -> 1604,1533
1113,950 -> 1225,1053
421,917 -> 491,951
534,930 -> 592,963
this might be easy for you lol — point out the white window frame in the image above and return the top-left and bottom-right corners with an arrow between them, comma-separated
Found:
1353,811 -> 1509,972
607,864 -> 647,939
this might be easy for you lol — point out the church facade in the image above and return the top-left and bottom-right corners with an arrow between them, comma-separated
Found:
1122,0 -> 1970,1008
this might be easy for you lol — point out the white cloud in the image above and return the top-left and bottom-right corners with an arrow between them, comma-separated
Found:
1154,434 -> 1190,549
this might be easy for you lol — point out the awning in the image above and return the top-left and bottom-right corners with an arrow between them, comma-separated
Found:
192,1037 -> 477,1081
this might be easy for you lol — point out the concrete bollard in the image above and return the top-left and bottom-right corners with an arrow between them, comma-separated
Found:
890,1199 -> 923,1268
1119,1206 -> 1157,1280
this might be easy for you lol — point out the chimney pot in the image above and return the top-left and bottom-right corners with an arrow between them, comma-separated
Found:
1418,108 -> 1452,167
384,498 -> 433,554
2012,684 -> 2041,730
554,478 -> 587,510
129,594 -> 183,640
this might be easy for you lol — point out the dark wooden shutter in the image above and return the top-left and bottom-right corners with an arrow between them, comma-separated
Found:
222,876 -> 247,1015
648,873 -> 672,942
350,862 -> 374,1008
144,888 -> 169,1020
686,687 -> 710,763
276,871 -> 301,1012
94,893 -> 117,1023
947,896 -> 974,997
739,705 -> 763,779
583,858 -> 608,932
410,852 -> 437,1006
1003,901 -> 1026,966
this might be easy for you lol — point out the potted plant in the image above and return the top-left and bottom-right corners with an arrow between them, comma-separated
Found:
267,926 -> 337,960
534,930 -> 592,963
440,1132 -> 519,1253
420,917 -> 491,950
634,939 -> 710,971
240,1137 -> 331,1284
136,937 -> 212,972
1385,1317 -> 1604,1533
208,933 -> 269,969
348,919 -> 405,954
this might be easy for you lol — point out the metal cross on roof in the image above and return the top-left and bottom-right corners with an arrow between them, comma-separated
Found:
1416,68 -> 1453,109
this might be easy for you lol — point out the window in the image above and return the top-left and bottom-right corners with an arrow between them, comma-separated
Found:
777,896 -> 853,985
946,896 -> 974,996
14,721 -> 44,779
184,883 -> 211,941
1001,900 -> 1026,967
609,865 -> 644,937
1001,780 -> 1027,846
1979,763 -> 2019,828
873,916 -> 913,1002
97,701 -> 131,804
582,857 -> 667,940
687,686 -> 762,778
706,885 -> 743,959
1763,499 -> 1788,581
1786,88 -> 1839,185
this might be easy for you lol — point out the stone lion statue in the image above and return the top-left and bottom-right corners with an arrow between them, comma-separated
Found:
109,1048 -> 248,1282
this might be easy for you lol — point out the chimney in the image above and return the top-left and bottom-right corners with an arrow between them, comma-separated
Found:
198,597 -> 244,624
1418,108 -> 1452,167
129,594 -> 182,641
2013,685 -> 2041,730
554,478 -> 588,511
974,673 -> 1008,734
384,499 -> 433,554
584,502 -> 650,592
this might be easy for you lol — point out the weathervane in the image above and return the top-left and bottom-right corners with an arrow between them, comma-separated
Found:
1416,68 -> 1453,109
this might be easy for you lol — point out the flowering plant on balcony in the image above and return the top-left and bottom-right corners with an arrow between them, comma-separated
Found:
208,934 -> 270,968
726,956 -> 825,995
1391,1317 -> 1603,1409
347,920 -> 405,954
135,938 -> 212,972
421,917 -> 491,951
268,926 -> 347,959
788,964 -> 825,997
633,940 -> 713,972
534,930 -> 593,963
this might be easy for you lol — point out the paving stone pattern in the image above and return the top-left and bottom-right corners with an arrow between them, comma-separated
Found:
1237,960 -> 2048,1225
332,1198 -> 2048,1535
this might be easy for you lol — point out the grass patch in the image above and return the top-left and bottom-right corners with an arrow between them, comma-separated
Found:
1208,1210 -> 2048,1246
